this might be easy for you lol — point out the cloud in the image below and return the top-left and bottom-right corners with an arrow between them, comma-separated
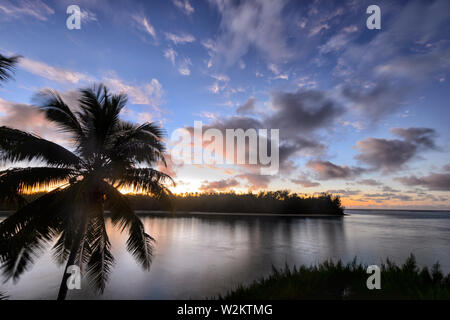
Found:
121,107 -> 154,123
340,83 -> 405,123
103,74 -> 164,108
267,65 -> 290,80
207,74 -> 230,95
189,112 -> 322,172
19,57 -> 93,84
202,39 -> 218,53
0,98 -> 44,130
178,57 -> 192,76
376,49 -> 450,80
305,6 -> 343,37
236,98 -> 256,115
186,88 -> 343,173
268,64 -> 280,75
326,189 -> 361,196
209,0 -> 291,66
0,88 -> 166,152
0,97 -> 66,146
395,173 -> 450,191
381,186 -> 400,193
0,0 -> 54,21
208,82 -> 221,94
332,0 -> 450,94
278,137 -> 325,166
211,74 -> 230,83
290,177 -> 320,188
183,115 -> 279,175
172,0 -> 194,16
358,179 -> 381,186
272,74 -> 289,80
355,139 -> 417,172
18,55 -> 165,110
362,193 -> 413,202
390,127 -> 437,149
201,39 -> 218,68
308,24 -> 329,37
296,76 -> 317,89
165,32 -> 196,45
319,25 -> 358,54
157,154 -> 179,179
163,48 -> 192,76
355,127 -> 437,172
307,160 -> 366,180
132,14 -> 157,40
80,9 -> 97,23
236,173 -> 271,190
267,90 -> 343,135
163,48 -> 177,65
199,178 -> 239,192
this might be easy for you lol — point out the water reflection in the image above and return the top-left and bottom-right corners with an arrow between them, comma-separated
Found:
1,210 -> 449,299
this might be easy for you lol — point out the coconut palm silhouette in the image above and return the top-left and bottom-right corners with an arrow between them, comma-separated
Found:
0,84 -> 173,300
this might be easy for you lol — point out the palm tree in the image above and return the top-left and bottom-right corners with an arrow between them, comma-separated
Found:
0,84 -> 173,300
0,54 -> 21,82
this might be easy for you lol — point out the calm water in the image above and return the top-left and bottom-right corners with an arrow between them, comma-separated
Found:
1,210 -> 450,300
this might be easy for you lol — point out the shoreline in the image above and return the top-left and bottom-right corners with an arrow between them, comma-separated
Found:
134,210 -> 345,217
2,209 -> 449,218
345,208 -> 450,213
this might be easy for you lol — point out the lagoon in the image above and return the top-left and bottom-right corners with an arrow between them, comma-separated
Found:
1,209 -> 450,299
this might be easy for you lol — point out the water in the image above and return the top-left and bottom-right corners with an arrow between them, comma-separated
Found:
1,209 -> 449,300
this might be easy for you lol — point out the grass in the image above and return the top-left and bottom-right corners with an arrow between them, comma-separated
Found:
221,255 -> 450,300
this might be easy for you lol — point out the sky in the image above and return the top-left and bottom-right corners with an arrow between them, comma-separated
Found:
0,0 -> 449,209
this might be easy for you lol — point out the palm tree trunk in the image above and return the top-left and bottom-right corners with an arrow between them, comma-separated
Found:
57,237 -> 82,300
57,216 -> 88,301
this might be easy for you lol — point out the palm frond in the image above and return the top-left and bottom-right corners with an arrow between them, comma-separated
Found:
77,85 -> 126,157
0,54 -> 21,82
86,211 -> 114,293
126,214 -> 154,270
102,182 -> 153,269
52,219 -> 91,267
0,291 -> 7,300
52,229 -> 72,265
109,168 -> 174,196
51,179 -> 95,268
108,122 -> 167,166
35,89 -> 85,140
0,126 -> 82,168
0,190 -> 65,280
0,167 -> 77,198
0,182 -> 86,280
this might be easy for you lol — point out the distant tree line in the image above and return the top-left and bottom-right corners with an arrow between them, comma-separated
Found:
0,191 -> 345,215
128,190 -> 345,215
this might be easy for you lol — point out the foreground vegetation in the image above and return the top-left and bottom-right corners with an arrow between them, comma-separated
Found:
128,191 -> 345,215
222,255 -> 450,300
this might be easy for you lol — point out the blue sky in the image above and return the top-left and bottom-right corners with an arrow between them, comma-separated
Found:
0,0 -> 449,209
